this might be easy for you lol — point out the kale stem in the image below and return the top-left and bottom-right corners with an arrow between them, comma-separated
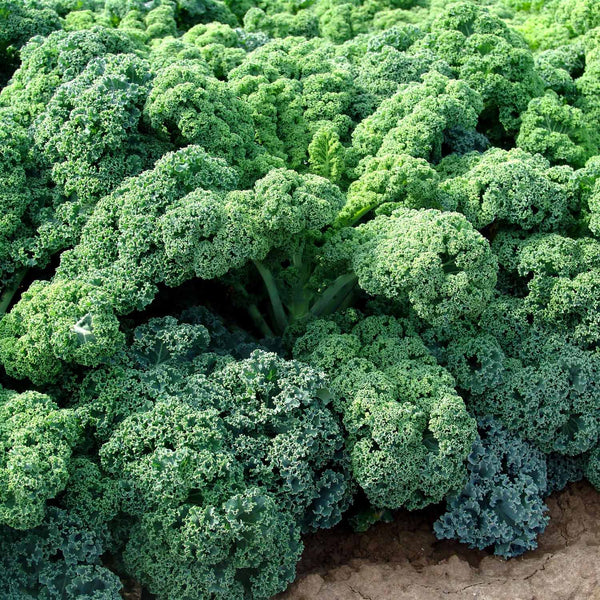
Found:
310,273 -> 358,318
347,202 -> 380,227
253,260 -> 289,334
247,303 -> 275,338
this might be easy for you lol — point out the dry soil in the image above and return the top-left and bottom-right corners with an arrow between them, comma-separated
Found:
278,481 -> 600,600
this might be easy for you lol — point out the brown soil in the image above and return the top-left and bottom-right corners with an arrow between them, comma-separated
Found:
278,481 -> 600,600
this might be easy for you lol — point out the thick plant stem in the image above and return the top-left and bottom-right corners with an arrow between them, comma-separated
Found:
310,273 -> 358,318
336,202 -> 380,228
253,260 -> 289,334
248,303 -> 275,338
349,204 -> 379,226
0,270 -> 27,317
229,279 -> 275,337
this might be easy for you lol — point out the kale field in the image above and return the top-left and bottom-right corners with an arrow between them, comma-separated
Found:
1,0 -> 599,598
